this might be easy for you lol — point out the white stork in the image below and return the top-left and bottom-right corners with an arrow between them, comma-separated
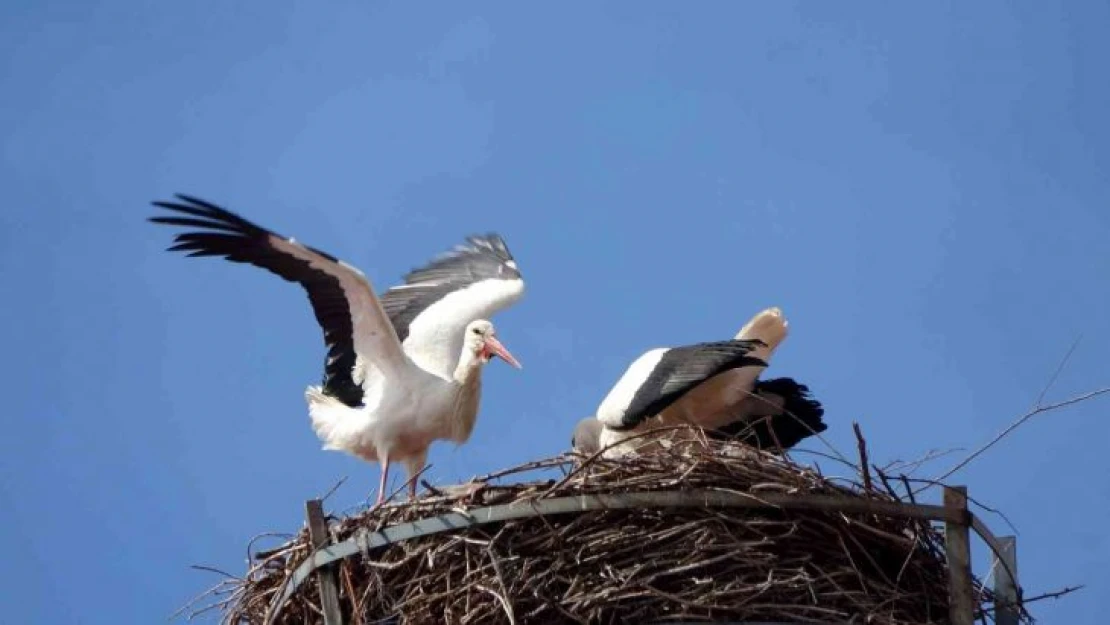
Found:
150,194 -> 525,504
573,307 -> 826,457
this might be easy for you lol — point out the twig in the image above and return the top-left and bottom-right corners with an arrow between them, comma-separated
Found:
923,386 -> 1110,491
247,532 -> 296,561
420,479 -> 445,496
170,578 -> 237,621
852,422 -> 872,493
899,474 -> 916,505
1021,585 -> 1084,604
318,475 -> 348,503
189,564 -> 240,580
486,540 -> 518,625
1033,335 -> 1083,409
881,447 -> 965,476
901,476 -> 1020,536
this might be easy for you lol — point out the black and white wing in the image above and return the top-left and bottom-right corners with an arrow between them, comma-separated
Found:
596,339 -> 768,431
380,233 -> 524,378
149,194 -> 407,407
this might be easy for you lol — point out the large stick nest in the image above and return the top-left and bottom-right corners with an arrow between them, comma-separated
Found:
201,433 -> 1024,624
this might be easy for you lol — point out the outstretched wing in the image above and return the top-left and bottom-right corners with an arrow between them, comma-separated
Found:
380,233 -> 524,377
597,339 -> 768,430
150,194 -> 407,407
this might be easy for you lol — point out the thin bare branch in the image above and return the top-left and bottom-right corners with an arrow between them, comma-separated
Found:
318,475 -> 348,503
852,422 -> 873,492
1021,585 -> 1084,604
1033,334 -> 1083,409
924,386 -> 1110,490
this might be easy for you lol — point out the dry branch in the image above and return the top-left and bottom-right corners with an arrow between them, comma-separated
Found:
923,385 -> 1110,493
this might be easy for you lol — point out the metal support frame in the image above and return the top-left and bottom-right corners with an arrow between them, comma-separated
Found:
305,499 -> 344,625
944,486 -> 974,625
268,486 -> 1022,625
994,535 -> 1020,625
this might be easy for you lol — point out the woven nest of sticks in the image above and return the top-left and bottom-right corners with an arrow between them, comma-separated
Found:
202,432 -> 1024,625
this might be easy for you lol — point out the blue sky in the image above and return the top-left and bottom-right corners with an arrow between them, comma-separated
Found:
3,1 -> 1108,622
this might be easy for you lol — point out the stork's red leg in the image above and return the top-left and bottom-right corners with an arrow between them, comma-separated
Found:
402,452 -> 427,502
375,457 -> 390,506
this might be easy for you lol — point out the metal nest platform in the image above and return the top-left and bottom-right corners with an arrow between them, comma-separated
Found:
203,437 -> 1026,625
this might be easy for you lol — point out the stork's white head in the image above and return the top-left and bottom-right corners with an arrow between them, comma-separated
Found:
464,319 -> 522,369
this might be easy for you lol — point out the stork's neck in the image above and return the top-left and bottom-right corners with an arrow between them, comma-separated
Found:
447,349 -> 484,443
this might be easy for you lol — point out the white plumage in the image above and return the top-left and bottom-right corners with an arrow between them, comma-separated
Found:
151,194 -> 524,504
574,308 -> 826,458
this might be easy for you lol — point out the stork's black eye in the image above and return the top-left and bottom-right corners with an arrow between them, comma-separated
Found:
472,327 -> 482,335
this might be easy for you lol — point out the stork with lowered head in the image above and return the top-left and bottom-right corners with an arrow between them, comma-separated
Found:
572,307 -> 827,457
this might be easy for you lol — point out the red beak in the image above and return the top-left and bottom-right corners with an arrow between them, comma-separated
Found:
484,335 -> 522,369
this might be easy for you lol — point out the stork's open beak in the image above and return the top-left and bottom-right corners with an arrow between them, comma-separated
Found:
484,336 -> 522,369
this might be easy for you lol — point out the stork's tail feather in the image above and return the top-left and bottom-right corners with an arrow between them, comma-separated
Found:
733,307 -> 789,362
715,377 -> 827,451
305,385 -> 352,451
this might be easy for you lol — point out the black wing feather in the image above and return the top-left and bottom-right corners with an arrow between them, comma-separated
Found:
380,233 -> 521,342
149,194 -> 364,407
614,339 -> 768,430
713,377 -> 827,451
